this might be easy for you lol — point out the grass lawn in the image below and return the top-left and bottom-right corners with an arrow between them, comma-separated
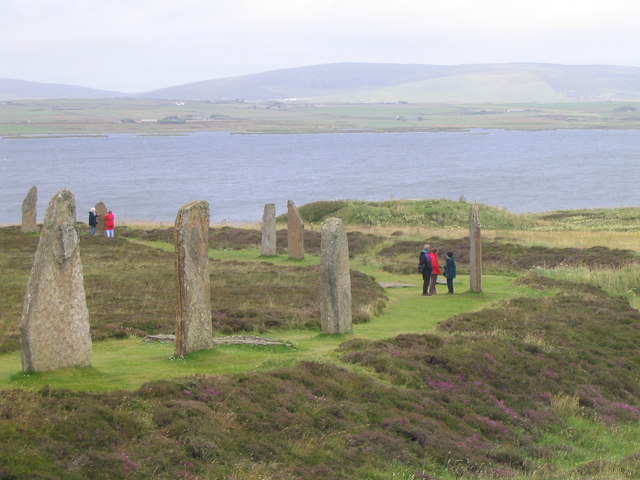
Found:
0,238 -> 541,391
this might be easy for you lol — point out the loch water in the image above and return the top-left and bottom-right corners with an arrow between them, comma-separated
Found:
1,129 -> 639,224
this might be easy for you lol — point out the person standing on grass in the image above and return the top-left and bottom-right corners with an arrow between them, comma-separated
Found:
88,207 -> 98,236
428,246 -> 441,295
104,210 -> 115,238
444,251 -> 457,294
418,244 -> 432,296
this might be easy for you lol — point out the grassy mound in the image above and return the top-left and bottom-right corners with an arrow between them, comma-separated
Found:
285,200 -> 640,232
291,199 -> 537,229
1,285 -> 639,479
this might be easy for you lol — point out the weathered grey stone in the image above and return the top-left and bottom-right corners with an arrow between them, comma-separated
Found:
21,186 -> 37,233
210,335 -> 286,346
174,200 -> 212,356
261,203 -> 277,256
469,203 -> 483,293
143,334 -> 176,343
94,202 -> 108,235
378,282 -> 416,289
287,200 -> 305,259
20,189 -> 92,372
319,217 -> 352,334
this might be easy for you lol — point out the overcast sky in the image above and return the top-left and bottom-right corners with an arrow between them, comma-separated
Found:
2,0 -> 640,93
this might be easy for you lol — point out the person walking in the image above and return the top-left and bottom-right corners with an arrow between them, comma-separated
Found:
88,207 -> 98,236
428,247 -> 441,295
444,251 -> 457,294
104,210 -> 115,238
418,244 -> 432,296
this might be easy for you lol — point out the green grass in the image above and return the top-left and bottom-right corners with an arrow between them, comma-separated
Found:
2,219 -> 640,479
532,207 -> 640,231
0,226 -> 386,351
534,263 -> 640,309
535,416 -> 640,479
0,272 -> 528,391
296,199 -> 538,230
2,99 -> 640,135
297,199 -> 640,233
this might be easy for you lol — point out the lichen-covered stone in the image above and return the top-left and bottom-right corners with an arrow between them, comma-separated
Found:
287,200 -> 304,259
319,217 -> 352,334
20,189 -> 92,372
469,203 -> 483,293
261,203 -> 276,256
94,202 -> 108,235
174,200 -> 212,356
21,186 -> 37,233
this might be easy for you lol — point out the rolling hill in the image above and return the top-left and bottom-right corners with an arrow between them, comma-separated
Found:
137,63 -> 640,103
3,63 -> 640,103
0,78 -> 123,101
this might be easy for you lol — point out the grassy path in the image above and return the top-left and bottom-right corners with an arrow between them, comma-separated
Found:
0,248 -> 540,392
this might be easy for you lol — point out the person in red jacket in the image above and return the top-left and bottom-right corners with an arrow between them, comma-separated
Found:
428,247 -> 441,295
104,210 -> 115,238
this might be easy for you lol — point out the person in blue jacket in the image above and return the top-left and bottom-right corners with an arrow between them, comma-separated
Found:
444,251 -> 457,294
88,207 -> 98,236
418,244 -> 432,296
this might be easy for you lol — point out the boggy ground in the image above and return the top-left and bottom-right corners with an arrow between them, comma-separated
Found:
1,278 -> 639,479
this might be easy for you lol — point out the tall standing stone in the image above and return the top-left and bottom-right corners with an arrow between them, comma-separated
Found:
319,217 -> 352,334
20,189 -> 92,372
469,203 -> 483,293
21,186 -> 37,233
261,203 -> 276,256
287,200 -> 305,259
174,200 -> 212,356
95,202 -> 108,236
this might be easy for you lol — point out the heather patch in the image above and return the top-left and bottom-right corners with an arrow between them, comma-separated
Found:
210,262 -> 386,333
3,218 -> 640,478
436,292 -> 640,423
338,292 -> 640,475
377,237 -> 638,275
0,363 -> 515,479
118,225 -> 383,257
1,288 -> 640,478
0,227 -> 386,352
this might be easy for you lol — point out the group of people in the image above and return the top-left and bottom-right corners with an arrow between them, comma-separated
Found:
418,244 -> 456,295
88,208 -> 115,238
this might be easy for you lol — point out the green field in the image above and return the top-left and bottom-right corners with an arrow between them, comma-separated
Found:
2,98 -> 640,135
1,203 -> 640,479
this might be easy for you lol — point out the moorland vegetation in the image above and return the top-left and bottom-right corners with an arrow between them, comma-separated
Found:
1,200 -> 640,479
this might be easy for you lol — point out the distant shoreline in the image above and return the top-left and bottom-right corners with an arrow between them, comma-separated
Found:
2,98 -> 640,136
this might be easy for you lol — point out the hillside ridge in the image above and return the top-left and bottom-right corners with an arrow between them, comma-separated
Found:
4,62 -> 640,102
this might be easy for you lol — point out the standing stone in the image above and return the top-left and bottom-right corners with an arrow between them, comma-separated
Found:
261,203 -> 277,256
319,217 -> 352,334
95,202 -> 108,236
20,189 -> 92,372
174,200 -> 212,356
469,203 -> 483,293
21,186 -> 37,233
287,200 -> 305,259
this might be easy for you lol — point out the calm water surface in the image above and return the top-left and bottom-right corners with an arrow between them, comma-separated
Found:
1,129 -> 639,224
